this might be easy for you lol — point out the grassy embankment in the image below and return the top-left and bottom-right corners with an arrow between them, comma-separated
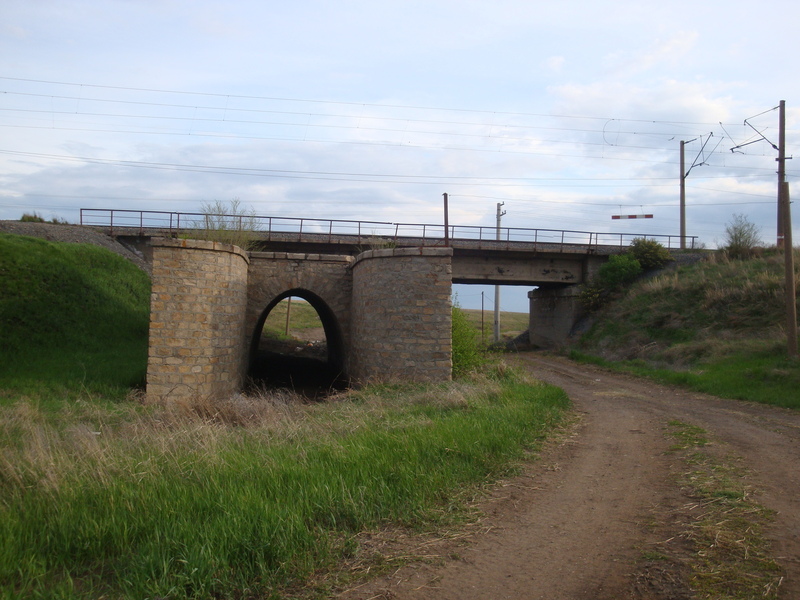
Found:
573,249 -> 800,409
0,233 -> 570,599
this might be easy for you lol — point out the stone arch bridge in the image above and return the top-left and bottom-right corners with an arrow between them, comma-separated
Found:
144,236 -> 608,402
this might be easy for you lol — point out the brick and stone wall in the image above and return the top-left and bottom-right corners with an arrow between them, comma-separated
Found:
146,238 -> 249,401
350,247 -> 453,383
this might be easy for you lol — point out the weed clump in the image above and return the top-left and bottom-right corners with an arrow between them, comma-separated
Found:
452,304 -> 485,377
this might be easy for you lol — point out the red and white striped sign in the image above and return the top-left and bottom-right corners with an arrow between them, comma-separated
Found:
612,214 -> 653,220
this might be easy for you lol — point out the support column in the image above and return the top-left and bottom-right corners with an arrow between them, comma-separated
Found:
351,247 -> 453,383
527,285 -> 584,348
146,238 -> 250,402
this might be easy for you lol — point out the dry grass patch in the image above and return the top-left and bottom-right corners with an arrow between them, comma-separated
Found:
0,370 -> 570,599
665,421 -> 784,599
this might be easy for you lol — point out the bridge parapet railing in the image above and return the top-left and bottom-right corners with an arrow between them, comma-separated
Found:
79,208 -> 695,250
391,223 -> 693,251
79,209 -> 397,244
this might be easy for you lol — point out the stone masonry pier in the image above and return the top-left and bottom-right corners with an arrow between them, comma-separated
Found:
146,238 -> 250,401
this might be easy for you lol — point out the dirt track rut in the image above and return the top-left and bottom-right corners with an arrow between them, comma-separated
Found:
339,354 -> 800,600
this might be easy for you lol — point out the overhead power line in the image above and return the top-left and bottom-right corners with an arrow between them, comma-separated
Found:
0,75 -> 753,127
0,148 -> 781,188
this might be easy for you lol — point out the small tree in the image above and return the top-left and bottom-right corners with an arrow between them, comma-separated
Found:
195,199 -> 259,249
723,213 -> 762,259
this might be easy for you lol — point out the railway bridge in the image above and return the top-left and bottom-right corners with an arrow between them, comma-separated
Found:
80,209 -> 692,401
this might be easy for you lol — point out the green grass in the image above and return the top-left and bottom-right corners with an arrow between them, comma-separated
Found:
0,232 -> 572,599
0,373 -> 570,599
261,297 -> 324,340
575,250 -> 800,409
0,234 -> 151,399
460,308 -> 529,342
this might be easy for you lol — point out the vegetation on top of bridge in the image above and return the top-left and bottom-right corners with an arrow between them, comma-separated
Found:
79,207 -> 696,250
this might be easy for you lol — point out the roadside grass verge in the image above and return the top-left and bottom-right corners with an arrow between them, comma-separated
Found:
0,370 -> 570,599
460,308 -> 529,343
568,345 -> 800,410
658,421 -> 784,599
0,234 -> 151,401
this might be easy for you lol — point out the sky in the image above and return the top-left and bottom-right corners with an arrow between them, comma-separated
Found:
1,0 -> 799,312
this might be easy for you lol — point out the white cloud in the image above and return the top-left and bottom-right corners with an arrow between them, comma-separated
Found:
544,56 -> 565,73
603,32 -> 699,79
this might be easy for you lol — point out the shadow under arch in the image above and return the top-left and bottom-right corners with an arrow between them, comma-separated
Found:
248,288 -> 348,395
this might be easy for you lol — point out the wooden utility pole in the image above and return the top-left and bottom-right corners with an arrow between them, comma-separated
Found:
481,291 -> 485,346
284,296 -> 292,336
493,202 -> 506,343
782,182 -> 797,358
778,101 -> 797,357
680,140 -> 686,249
443,193 -> 449,247
778,101 -> 787,250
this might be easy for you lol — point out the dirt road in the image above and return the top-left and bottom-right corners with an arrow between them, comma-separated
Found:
339,354 -> 800,599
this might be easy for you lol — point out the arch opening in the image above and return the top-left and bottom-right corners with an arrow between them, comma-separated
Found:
248,289 -> 348,396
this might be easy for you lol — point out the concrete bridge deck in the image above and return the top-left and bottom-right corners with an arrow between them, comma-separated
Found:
82,208 -> 694,287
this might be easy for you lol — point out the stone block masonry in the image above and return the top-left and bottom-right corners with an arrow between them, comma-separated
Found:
145,242 -> 457,401
246,251 -> 353,374
350,247 -> 453,383
146,238 -> 250,401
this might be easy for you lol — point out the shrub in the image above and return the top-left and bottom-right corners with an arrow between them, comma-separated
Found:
452,304 -> 484,377
629,238 -> 672,270
579,282 -> 606,312
598,254 -> 642,290
722,213 -> 762,259
20,212 -> 45,223
580,253 -> 644,311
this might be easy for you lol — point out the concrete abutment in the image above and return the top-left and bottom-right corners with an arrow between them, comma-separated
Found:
527,285 -> 585,348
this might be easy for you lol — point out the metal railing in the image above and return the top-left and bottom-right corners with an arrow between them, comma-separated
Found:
79,208 -> 697,251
